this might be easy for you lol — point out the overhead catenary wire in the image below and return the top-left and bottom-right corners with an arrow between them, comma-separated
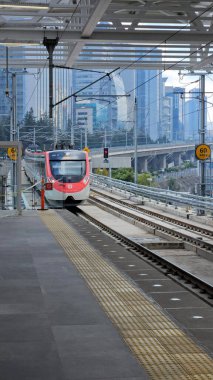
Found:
118,3 -> 213,75
53,65 -> 104,74
53,67 -> 120,107
58,0 -> 82,41
47,0 -> 213,120
24,2 -> 213,132
91,2 -> 213,118
40,1 -> 213,130
96,40 -> 213,119
86,87 -> 210,140
23,62 -> 48,117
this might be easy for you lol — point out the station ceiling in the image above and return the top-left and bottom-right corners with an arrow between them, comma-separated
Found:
1,0 -> 213,71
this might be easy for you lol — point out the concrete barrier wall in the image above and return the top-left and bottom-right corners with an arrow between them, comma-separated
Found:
91,156 -> 131,169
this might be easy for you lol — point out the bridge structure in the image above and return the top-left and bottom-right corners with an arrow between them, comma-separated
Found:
90,142 -> 201,171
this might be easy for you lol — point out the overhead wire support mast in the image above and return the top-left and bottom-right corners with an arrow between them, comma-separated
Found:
179,71 -> 207,214
52,67 -> 120,108
200,74 -> 206,203
43,36 -> 59,119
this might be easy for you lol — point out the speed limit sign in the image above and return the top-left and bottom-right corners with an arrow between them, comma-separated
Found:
195,144 -> 211,160
7,147 -> 17,161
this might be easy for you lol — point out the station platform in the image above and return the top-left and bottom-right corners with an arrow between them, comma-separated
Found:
0,210 -> 149,380
0,209 -> 213,380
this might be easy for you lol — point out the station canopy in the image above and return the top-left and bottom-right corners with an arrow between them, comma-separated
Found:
1,0 -> 213,71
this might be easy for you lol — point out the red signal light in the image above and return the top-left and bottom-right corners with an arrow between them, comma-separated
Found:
104,147 -> 108,159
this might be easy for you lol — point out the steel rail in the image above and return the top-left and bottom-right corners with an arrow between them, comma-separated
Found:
89,194 -> 213,254
91,188 -> 213,237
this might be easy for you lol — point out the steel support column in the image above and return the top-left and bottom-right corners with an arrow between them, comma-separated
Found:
134,97 -> 138,184
200,74 -> 205,199
43,37 -> 59,119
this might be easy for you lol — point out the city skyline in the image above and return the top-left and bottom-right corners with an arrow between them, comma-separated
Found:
1,66 -> 212,145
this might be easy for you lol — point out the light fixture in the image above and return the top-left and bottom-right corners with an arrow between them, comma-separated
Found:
0,3 -> 49,10
0,42 -> 40,46
121,22 -> 132,26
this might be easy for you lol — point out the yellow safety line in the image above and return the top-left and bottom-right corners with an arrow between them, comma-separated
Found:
39,210 -> 213,380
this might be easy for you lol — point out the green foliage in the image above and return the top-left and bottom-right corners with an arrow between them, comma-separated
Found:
182,160 -> 196,169
36,112 -> 50,127
165,166 -> 179,173
112,168 -> 134,182
168,177 -> 180,191
95,168 -> 109,176
24,107 -> 36,126
96,168 -> 156,187
95,168 -> 109,177
138,172 -> 155,186
20,109 -> 53,150
0,115 -> 10,141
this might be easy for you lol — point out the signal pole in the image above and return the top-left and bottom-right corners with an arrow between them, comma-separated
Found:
179,71 -> 208,212
134,97 -> 138,184
200,74 -> 205,200
84,125 -> 88,148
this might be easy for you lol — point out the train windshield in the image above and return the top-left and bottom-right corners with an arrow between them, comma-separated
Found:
50,160 -> 86,183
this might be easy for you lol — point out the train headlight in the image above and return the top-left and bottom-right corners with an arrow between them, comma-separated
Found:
83,176 -> 89,185
47,176 -> 55,183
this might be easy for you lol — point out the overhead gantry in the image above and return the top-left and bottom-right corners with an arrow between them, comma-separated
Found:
0,0 -> 213,71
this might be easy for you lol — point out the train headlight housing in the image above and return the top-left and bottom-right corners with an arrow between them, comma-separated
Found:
83,176 -> 89,185
47,176 -> 55,183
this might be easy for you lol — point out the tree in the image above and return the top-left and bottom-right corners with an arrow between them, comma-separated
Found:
112,168 -> 134,182
95,168 -> 109,176
37,112 -> 50,127
0,116 -> 10,141
24,107 -> 36,126
138,172 -> 155,186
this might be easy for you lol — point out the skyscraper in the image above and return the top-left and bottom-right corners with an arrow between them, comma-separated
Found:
136,69 -> 163,142
72,68 -> 98,132
165,86 -> 185,141
0,69 -> 25,123
185,88 -> 203,141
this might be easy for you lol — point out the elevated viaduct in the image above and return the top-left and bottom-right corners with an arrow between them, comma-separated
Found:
90,142 -> 199,172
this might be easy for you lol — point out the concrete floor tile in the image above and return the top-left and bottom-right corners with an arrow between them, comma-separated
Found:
0,341 -> 64,380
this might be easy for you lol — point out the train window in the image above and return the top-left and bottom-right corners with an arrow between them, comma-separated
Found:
50,160 -> 86,183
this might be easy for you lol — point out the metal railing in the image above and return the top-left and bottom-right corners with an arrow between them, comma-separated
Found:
90,174 -> 213,214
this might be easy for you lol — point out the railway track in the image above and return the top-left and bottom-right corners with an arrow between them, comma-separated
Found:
64,191 -> 213,303
90,188 -> 213,237
90,189 -> 213,255
68,206 -> 213,305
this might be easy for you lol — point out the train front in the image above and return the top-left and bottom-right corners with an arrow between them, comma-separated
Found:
45,150 -> 90,206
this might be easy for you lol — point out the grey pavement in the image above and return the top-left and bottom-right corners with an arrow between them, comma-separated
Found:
0,211 -> 149,380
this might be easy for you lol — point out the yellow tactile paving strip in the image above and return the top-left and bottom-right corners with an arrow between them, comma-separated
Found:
39,210 -> 213,380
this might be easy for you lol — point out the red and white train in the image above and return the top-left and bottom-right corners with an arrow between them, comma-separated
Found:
24,148 -> 90,206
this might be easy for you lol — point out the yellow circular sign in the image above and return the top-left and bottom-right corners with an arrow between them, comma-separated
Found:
195,144 -> 211,160
7,147 -> 17,161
